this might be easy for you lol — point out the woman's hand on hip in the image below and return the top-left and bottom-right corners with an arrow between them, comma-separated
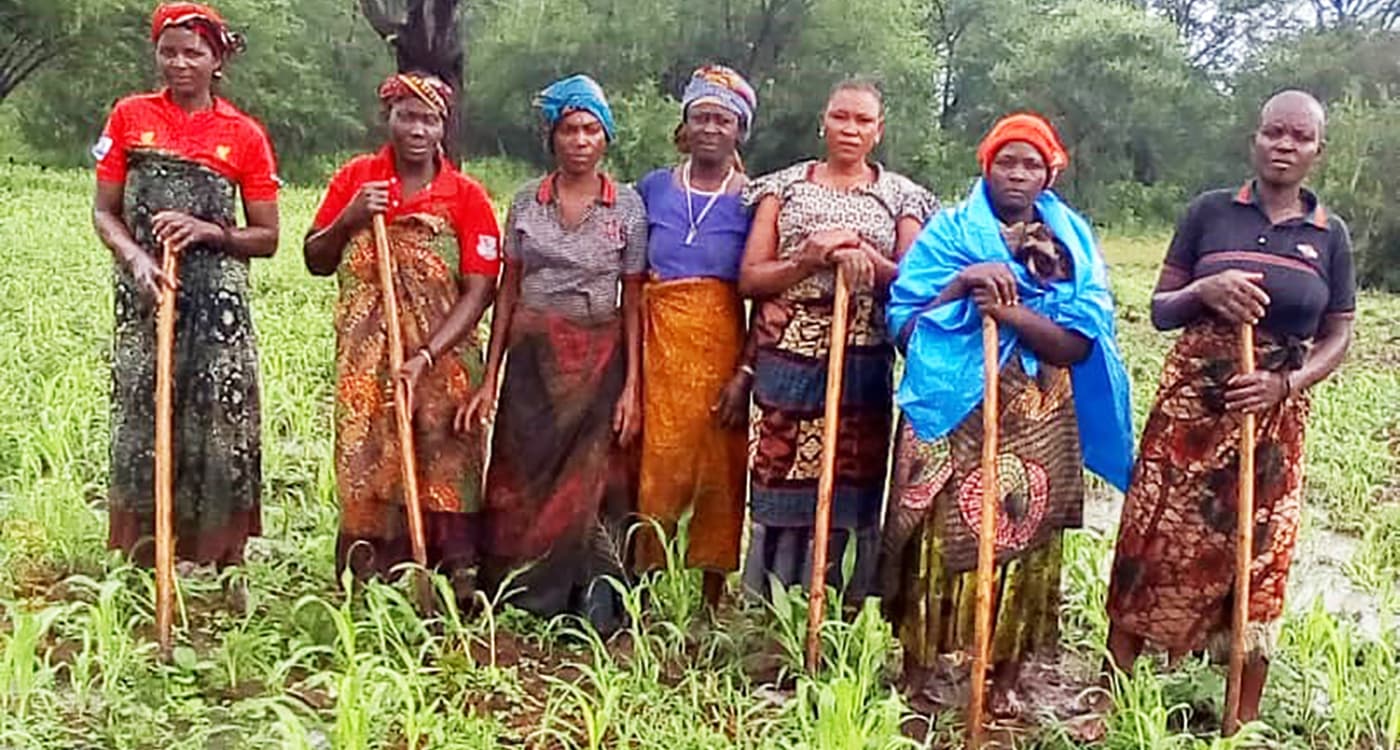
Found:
152,210 -> 225,255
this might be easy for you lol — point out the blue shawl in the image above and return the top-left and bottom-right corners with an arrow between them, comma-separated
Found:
887,179 -> 1134,491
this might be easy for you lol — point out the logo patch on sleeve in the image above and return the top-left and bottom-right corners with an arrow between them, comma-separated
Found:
91,135 -> 113,162
476,235 -> 499,261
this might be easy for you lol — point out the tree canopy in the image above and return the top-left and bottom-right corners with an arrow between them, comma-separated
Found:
3,0 -> 1398,285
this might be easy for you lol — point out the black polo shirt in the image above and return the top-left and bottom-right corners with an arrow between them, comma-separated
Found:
1164,182 -> 1355,340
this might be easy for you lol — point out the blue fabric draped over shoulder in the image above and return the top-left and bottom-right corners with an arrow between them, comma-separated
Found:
887,179 -> 1134,491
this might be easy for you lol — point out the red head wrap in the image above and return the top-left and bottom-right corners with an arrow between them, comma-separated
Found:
150,3 -> 243,58
976,113 -> 1070,184
378,73 -> 454,118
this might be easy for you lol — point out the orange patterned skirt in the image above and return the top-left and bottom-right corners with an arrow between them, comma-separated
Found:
635,278 -> 747,573
333,216 -> 487,578
1107,322 -> 1308,657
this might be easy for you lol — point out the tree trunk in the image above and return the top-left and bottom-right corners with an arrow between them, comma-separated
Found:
359,0 -> 466,164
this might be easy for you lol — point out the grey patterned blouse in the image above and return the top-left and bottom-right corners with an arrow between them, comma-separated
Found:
503,173 -> 648,322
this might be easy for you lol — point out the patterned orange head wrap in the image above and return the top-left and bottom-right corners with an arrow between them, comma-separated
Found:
378,72 -> 454,118
150,3 -> 244,58
976,112 -> 1070,185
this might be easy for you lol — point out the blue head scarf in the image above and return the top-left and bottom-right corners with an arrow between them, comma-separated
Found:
535,74 -> 616,142
887,179 -> 1135,490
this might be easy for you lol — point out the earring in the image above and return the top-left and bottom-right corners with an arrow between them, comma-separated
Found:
818,126 -> 826,139
213,69 -> 224,80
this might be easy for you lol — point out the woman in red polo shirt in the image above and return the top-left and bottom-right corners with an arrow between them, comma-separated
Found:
304,73 -> 500,597
92,3 -> 280,603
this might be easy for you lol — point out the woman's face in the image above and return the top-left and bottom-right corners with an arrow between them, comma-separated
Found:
985,141 -> 1049,218
684,102 -> 741,166
155,26 -> 218,99
822,88 -> 883,165
388,97 -> 445,167
1252,101 -> 1322,189
552,110 -> 608,176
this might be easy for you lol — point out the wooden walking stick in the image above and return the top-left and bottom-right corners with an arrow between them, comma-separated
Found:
1223,322 -> 1258,737
372,214 -> 433,611
154,240 -> 180,660
804,266 -> 852,674
967,315 -> 1002,749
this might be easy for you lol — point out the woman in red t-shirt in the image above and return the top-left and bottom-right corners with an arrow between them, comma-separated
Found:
91,3 -> 280,607
304,73 -> 500,598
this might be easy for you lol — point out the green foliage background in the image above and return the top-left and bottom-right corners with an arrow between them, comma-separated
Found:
3,0 -> 1399,285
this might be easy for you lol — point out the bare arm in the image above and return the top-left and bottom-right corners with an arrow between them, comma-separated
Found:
1151,265 -> 1270,331
457,261 -> 518,431
867,215 -> 923,289
1224,312 -> 1353,414
149,199 -> 278,261
227,200 -> 279,258
94,180 -> 173,298
303,181 -> 390,276
737,196 -> 832,298
94,180 -> 147,266
481,262 -> 519,386
1294,313 -> 1353,391
713,303 -> 760,428
431,276 -> 497,359
621,276 -> 643,391
1149,265 -> 1207,330
613,275 -> 644,445
401,274 -> 498,398
302,216 -> 357,277
990,304 -> 1091,367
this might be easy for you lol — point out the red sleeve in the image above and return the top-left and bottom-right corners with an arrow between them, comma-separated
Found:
453,179 -> 503,276
312,161 -> 363,231
238,122 -> 280,203
94,102 -> 129,184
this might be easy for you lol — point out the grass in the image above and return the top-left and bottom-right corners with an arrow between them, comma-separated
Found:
0,164 -> 1397,748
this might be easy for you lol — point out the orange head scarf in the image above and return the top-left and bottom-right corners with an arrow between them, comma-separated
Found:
976,113 -> 1069,186
150,3 -> 243,58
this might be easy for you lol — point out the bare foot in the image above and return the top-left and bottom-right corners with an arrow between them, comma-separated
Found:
989,684 -> 1025,720
222,576 -> 248,615
1064,713 -> 1108,743
450,568 -> 477,612
1064,687 -> 1113,742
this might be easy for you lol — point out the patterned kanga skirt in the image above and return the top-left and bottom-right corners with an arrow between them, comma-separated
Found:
881,359 -> 1083,667
108,151 -> 261,566
479,307 -> 636,635
1108,322 -> 1308,658
635,277 -> 747,574
332,211 -> 488,578
742,295 -> 893,602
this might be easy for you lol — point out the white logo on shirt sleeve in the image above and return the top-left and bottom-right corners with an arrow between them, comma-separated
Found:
476,235 -> 499,261
91,135 -> 113,163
